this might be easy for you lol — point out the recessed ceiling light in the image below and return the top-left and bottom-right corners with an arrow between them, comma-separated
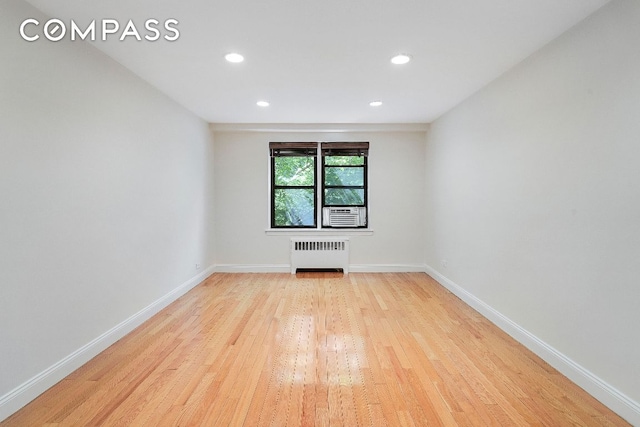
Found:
369,101 -> 383,107
256,100 -> 270,107
391,53 -> 412,65
225,53 -> 244,63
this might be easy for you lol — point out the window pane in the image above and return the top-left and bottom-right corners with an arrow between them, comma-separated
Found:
324,188 -> 365,206
324,167 -> 364,186
274,189 -> 315,226
324,156 -> 364,166
274,156 -> 315,186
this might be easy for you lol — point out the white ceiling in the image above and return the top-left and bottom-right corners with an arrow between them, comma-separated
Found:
25,0 -> 610,124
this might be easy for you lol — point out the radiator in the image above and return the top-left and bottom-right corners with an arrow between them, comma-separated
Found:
290,237 -> 350,274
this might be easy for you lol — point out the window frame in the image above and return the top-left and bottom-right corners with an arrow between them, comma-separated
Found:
270,142 -> 318,229
269,141 -> 369,230
321,143 -> 368,229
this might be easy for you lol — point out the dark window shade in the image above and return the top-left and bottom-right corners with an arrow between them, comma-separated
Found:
270,142 -> 318,157
321,142 -> 369,157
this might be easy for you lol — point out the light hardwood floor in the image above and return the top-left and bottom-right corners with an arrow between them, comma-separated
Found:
2,273 -> 630,426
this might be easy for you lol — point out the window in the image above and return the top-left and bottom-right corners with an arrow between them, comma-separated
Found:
322,142 -> 368,207
270,142 -> 318,228
270,141 -> 369,229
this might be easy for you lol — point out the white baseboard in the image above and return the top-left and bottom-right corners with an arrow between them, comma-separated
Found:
0,265 -> 216,423
424,265 -> 640,426
214,264 -> 291,273
349,264 -> 428,273
214,263 -> 428,274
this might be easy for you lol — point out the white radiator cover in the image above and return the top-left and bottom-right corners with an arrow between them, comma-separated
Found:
290,237 -> 350,274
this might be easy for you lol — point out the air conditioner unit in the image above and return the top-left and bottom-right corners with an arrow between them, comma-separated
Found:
322,207 -> 367,228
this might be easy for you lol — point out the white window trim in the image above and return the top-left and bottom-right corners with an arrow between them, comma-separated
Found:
265,228 -> 374,236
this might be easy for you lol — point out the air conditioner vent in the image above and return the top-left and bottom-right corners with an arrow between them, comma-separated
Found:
322,207 -> 367,228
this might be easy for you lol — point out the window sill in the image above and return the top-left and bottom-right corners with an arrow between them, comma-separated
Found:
265,228 -> 374,236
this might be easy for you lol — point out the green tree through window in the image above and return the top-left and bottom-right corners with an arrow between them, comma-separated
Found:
273,156 -> 316,227
323,155 -> 366,207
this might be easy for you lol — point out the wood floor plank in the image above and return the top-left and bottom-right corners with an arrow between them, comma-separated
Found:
1,273 -> 631,426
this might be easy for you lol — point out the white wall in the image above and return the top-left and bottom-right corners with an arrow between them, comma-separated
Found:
212,127 -> 427,271
425,0 -> 640,422
0,0 -> 215,419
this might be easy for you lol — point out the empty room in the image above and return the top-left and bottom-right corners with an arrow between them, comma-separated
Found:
1,0 -> 639,425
